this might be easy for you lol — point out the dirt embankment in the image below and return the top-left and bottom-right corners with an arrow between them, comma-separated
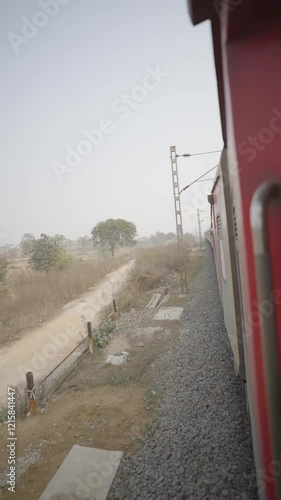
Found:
0,253 -> 203,500
0,306 -> 183,499
0,261 -> 134,409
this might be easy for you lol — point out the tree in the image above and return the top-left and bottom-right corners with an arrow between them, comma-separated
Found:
28,233 -> 73,272
53,234 -> 65,246
20,233 -> 35,256
91,219 -> 137,256
166,232 -> 177,242
154,232 -> 167,245
137,232 -> 177,247
184,233 -> 198,248
137,236 -> 151,247
78,235 -> 92,251
3,247 -> 21,260
52,234 -> 72,249
55,248 -> 74,269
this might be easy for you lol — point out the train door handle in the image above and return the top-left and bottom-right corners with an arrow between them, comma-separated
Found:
250,181 -> 281,499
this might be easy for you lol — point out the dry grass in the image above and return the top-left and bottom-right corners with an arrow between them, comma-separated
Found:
131,243 -> 190,288
0,255 -> 128,345
106,242 -> 192,313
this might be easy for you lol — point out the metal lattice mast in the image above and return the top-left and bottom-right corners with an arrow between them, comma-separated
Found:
170,146 -> 187,293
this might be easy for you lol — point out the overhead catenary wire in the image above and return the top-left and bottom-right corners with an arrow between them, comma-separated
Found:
177,150 -> 221,158
194,177 -> 215,183
200,215 -> 210,223
179,164 -> 219,194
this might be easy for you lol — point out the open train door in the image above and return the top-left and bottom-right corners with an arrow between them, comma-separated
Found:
187,1 -> 281,498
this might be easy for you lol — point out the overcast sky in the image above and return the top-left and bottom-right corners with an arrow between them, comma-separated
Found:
0,0 -> 222,245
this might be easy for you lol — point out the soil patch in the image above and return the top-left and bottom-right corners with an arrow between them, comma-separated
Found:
0,385 -> 149,500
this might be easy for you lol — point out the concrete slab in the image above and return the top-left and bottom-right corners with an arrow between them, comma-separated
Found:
145,293 -> 161,309
153,307 -> 184,321
39,445 -> 123,500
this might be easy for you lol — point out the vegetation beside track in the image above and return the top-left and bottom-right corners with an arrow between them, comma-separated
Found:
0,253 -> 128,345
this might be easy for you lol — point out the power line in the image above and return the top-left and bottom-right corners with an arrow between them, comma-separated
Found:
200,215 -> 210,223
194,177 -> 215,183
177,150 -> 221,158
179,164 -> 219,194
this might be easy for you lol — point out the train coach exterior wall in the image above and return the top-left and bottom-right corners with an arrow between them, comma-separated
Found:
209,151 -> 246,381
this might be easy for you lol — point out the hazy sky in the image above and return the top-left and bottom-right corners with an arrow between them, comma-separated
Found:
1,0 -> 223,245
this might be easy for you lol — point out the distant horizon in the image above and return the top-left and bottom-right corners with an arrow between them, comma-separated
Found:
1,227 -> 201,248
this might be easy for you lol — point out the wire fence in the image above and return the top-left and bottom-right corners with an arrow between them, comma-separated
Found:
33,307 -> 117,407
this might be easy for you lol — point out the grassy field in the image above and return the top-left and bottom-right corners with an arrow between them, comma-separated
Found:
0,243 -> 201,346
0,253 -> 128,345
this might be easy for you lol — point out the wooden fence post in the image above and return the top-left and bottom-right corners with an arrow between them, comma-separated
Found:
87,321 -> 94,354
26,372 -> 37,416
113,299 -> 118,319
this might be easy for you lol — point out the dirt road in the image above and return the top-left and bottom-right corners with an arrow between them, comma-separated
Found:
0,261 -> 134,408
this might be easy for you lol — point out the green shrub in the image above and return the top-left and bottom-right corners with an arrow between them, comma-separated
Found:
92,318 -> 116,348
29,234 -> 73,272
55,248 -> 75,270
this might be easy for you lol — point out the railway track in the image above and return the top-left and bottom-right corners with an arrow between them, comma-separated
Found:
108,247 -> 257,500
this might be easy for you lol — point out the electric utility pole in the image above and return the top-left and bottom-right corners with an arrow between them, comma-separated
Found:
170,146 -> 187,293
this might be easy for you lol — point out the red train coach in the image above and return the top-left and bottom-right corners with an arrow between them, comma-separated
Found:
187,1 -> 281,499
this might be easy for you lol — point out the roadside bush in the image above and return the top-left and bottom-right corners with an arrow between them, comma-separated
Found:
92,318 -> 116,348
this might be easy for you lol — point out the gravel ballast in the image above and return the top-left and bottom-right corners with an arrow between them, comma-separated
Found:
108,246 -> 257,500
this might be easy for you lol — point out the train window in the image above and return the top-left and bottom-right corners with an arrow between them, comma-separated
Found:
216,214 -> 227,282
